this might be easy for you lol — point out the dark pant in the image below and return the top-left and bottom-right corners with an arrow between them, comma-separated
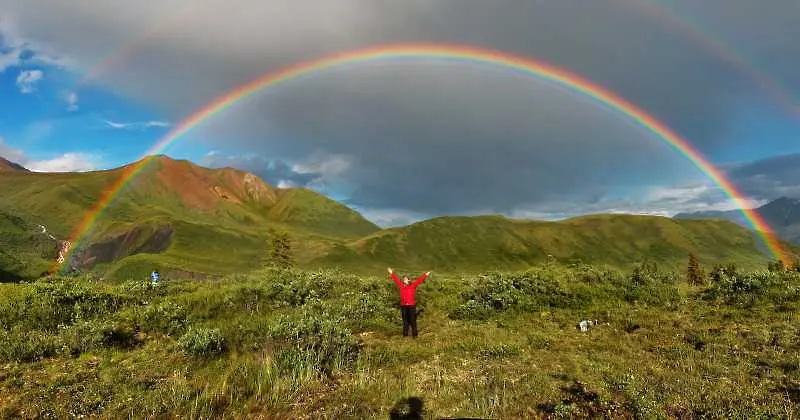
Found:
400,305 -> 417,337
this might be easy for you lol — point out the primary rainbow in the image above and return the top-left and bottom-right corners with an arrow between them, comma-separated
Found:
59,43 -> 791,270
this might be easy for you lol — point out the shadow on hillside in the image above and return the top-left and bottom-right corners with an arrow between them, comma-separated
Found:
389,396 -> 492,420
0,268 -> 23,283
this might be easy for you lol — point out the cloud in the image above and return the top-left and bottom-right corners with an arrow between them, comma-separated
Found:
25,152 -> 98,172
0,16 -> 72,72
65,91 -> 78,111
723,154 -> 800,200
103,119 -> 171,130
354,207 -> 429,227
0,136 -> 26,164
0,136 -> 98,172
202,152 -> 320,188
15,69 -> 43,93
2,0 -> 798,217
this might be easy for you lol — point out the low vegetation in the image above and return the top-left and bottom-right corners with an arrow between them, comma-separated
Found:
1,259 -> 799,418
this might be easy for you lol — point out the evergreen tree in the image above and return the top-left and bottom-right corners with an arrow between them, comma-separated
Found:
687,253 -> 703,285
268,228 -> 293,269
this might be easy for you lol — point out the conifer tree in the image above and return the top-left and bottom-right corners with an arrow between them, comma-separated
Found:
268,228 -> 293,269
687,253 -> 704,285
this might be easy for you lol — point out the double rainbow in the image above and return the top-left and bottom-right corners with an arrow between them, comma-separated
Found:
59,44 -> 790,269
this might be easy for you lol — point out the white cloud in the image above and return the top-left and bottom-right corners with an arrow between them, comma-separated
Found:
16,69 -> 43,93
103,119 -> 171,130
276,180 -> 298,188
355,207 -> 428,227
506,183 -> 768,221
0,136 -> 27,164
0,136 -> 99,172
26,152 -> 98,172
66,91 -> 79,111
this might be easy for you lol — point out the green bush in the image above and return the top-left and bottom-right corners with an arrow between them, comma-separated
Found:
263,269 -> 331,307
449,270 -> 580,320
338,290 -> 397,332
60,319 -> 138,356
0,327 -> 59,362
138,301 -> 189,335
267,311 -> 359,375
705,270 -> 799,307
6,279 -> 131,331
178,327 -> 226,356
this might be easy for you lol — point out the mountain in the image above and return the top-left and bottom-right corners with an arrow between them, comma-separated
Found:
675,197 -> 800,244
0,156 -> 28,172
1,155 -> 794,280
315,213 -> 790,273
0,155 -> 380,280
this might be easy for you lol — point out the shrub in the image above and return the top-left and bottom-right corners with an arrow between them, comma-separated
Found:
338,290 -> 397,332
267,311 -> 359,375
178,327 -> 226,356
0,327 -> 59,362
9,279 -> 130,331
60,319 -> 138,356
706,270 -> 800,307
263,269 -> 332,307
449,270 -> 584,320
138,301 -> 189,335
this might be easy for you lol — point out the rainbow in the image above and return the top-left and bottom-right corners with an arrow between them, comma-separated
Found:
75,4 -> 195,87
58,43 -> 791,270
633,0 -> 799,118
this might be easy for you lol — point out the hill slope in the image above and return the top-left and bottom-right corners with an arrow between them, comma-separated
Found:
0,210 -> 60,281
0,157 -> 28,172
315,214 -> 790,273
1,155 -> 792,280
0,155 -> 380,279
675,197 -> 800,244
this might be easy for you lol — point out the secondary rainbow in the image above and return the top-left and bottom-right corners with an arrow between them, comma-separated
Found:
59,43 -> 791,270
634,0 -> 799,117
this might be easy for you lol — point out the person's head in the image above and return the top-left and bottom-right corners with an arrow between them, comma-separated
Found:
403,275 -> 411,286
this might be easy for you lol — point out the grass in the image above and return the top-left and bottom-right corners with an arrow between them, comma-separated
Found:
1,263 -> 798,418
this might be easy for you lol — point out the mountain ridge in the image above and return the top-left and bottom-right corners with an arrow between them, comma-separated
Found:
1,154 -> 795,280
675,197 -> 800,244
0,156 -> 28,172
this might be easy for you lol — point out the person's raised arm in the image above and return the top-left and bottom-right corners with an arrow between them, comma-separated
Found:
387,267 -> 402,288
411,271 -> 431,287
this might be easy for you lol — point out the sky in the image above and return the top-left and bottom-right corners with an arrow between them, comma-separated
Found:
0,0 -> 798,227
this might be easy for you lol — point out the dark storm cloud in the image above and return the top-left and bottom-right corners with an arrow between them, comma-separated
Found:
725,154 -> 800,200
1,0 -> 798,217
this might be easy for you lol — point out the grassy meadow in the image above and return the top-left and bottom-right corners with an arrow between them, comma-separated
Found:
1,262 -> 799,419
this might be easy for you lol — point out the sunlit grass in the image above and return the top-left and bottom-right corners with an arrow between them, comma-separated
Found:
0,264 -> 798,418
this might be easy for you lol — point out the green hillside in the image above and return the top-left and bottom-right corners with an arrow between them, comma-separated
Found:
0,210 -> 60,281
0,156 -> 379,280
315,214 -> 791,273
1,155 -> 794,281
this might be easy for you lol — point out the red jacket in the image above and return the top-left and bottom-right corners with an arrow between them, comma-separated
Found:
390,272 -> 428,306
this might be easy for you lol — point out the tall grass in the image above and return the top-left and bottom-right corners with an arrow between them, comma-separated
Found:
0,265 -> 798,418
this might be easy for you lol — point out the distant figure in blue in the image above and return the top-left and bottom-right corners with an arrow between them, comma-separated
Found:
151,270 -> 160,287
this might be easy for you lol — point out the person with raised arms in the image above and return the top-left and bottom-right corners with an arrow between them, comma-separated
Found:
387,267 -> 431,338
